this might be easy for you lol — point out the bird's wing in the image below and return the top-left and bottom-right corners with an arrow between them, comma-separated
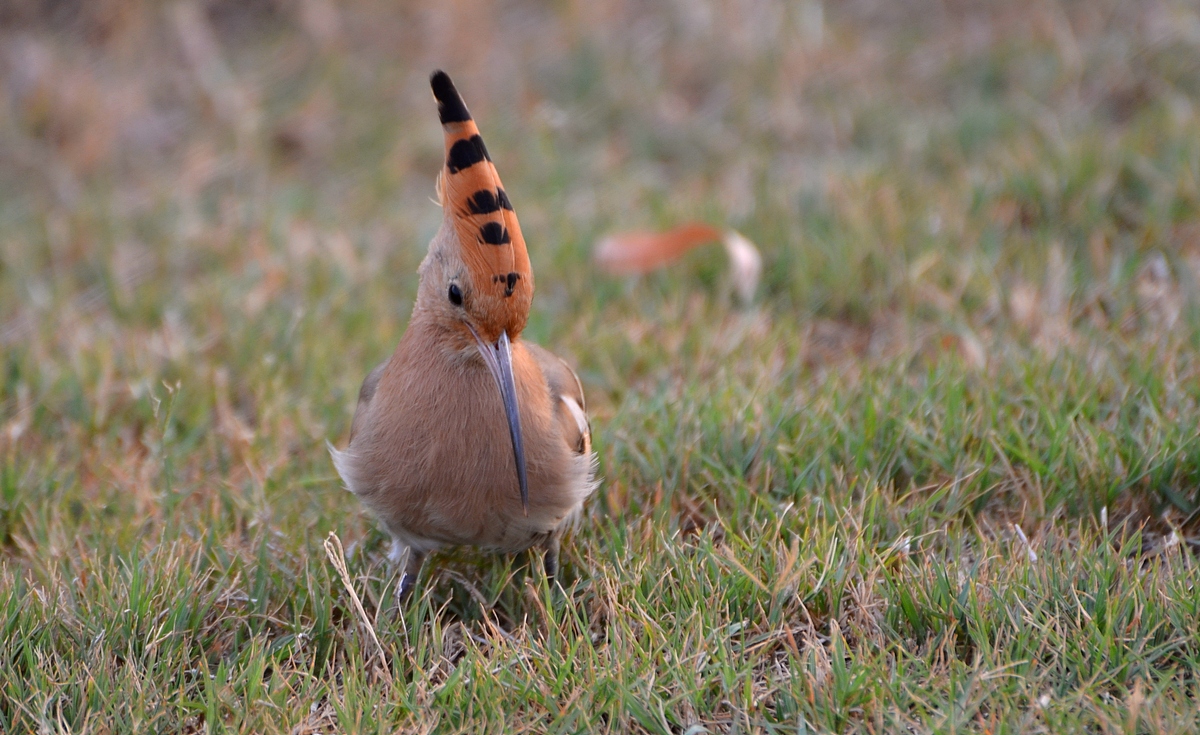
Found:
526,343 -> 591,456
349,358 -> 389,442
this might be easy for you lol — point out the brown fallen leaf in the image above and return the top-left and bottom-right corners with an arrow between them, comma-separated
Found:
594,222 -> 762,303
594,223 -> 723,275
722,229 -> 763,305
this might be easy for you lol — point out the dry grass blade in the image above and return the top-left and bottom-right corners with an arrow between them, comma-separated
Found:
1012,524 -> 1038,563
322,532 -> 392,683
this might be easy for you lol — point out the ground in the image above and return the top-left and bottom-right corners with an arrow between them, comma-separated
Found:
2,0 -> 1200,732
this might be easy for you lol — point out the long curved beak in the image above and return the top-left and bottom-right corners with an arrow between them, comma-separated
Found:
468,325 -> 529,515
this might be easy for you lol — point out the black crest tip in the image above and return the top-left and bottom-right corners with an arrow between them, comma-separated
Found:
430,70 -> 472,124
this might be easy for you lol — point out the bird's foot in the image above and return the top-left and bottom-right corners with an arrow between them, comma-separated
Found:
541,534 -> 561,582
392,548 -> 426,608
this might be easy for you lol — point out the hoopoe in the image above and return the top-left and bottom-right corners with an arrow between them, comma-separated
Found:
331,71 -> 596,602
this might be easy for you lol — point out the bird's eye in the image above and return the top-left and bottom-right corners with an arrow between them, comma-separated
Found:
448,283 -> 463,306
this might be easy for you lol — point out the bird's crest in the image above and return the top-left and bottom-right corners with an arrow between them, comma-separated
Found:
430,71 -> 533,340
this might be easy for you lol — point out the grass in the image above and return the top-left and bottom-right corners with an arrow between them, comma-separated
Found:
3,0 -> 1200,731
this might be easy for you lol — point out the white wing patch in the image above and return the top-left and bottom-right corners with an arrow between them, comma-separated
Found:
327,440 -> 362,495
560,394 -> 591,454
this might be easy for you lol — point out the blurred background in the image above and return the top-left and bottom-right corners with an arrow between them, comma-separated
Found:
2,0 -> 1200,550
5,2 -> 1200,729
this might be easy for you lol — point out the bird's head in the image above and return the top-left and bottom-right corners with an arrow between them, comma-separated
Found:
417,70 -> 534,511
420,70 -> 533,343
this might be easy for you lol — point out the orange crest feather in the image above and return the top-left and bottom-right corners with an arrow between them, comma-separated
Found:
430,71 -> 533,340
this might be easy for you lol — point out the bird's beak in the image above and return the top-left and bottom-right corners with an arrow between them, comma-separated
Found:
468,325 -> 529,515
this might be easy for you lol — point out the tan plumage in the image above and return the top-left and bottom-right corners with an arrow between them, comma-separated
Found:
331,71 -> 595,601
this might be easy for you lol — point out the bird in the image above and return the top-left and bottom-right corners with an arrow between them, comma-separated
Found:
330,70 -> 596,604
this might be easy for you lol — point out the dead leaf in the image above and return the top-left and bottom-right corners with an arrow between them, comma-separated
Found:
594,223 -> 723,275
722,229 -> 762,304
593,222 -> 762,303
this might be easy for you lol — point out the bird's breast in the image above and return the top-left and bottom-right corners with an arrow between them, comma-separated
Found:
342,324 -> 585,551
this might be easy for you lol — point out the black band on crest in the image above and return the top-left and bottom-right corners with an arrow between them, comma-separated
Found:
446,135 -> 490,173
479,222 -> 510,245
467,190 -> 501,215
430,71 -> 472,124
466,188 -> 516,215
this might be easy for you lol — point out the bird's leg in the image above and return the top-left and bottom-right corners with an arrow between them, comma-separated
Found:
391,540 -> 426,606
541,530 -> 562,582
